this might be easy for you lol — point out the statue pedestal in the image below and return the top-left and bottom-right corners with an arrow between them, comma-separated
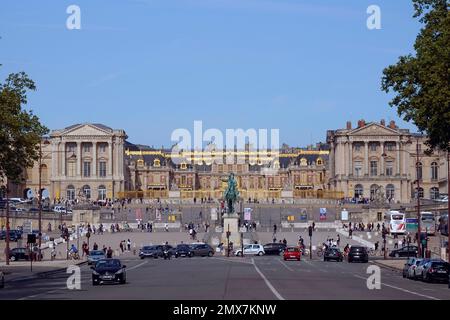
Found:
222,213 -> 241,250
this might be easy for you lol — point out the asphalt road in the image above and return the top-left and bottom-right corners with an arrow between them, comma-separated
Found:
1,254 -> 449,300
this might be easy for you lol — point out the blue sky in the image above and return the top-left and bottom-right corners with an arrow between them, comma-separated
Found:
0,0 -> 422,147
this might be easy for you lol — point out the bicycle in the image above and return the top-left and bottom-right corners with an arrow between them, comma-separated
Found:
316,248 -> 324,257
68,251 -> 80,260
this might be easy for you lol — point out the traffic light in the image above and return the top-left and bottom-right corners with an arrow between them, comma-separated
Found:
308,226 -> 313,237
226,231 -> 231,239
27,234 -> 36,244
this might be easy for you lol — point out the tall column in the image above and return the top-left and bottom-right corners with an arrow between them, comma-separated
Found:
380,142 -> 385,175
77,141 -> 81,177
348,141 -> 353,176
364,141 -> 369,175
330,143 -> 335,179
51,141 -> 57,178
402,142 -> 407,176
396,141 -> 401,175
344,142 -> 349,176
108,141 -> 113,176
92,141 -> 97,177
61,142 -> 66,177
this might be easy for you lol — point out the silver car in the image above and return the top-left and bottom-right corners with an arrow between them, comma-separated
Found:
406,258 -> 423,279
87,250 -> 106,265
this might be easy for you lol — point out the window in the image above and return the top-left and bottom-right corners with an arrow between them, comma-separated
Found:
83,161 -> 91,177
430,187 -> 439,200
386,184 -> 395,200
98,185 -> 107,201
181,162 -> 187,170
316,158 -> 323,166
415,187 -> 424,199
83,144 -> 91,153
137,159 -> 144,167
370,184 -> 379,200
370,161 -> 378,176
386,143 -> 395,151
354,161 -> 363,177
416,162 -> 423,180
82,185 -> 91,199
385,161 -> 394,176
354,184 -> 363,198
99,161 -> 107,177
67,185 -> 75,200
354,144 -> 361,152
99,144 -> 106,153
67,144 -> 76,153
370,143 -> 377,152
67,161 -> 76,177
431,162 -> 438,180
153,159 -> 161,167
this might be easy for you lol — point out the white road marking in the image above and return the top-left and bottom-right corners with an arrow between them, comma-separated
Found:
277,259 -> 294,272
210,257 -> 252,265
251,258 -> 285,301
353,275 -> 440,300
126,261 -> 148,271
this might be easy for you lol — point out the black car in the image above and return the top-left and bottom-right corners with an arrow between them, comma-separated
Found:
0,230 -> 22,242
189,243 -> 214,257
421,260 -> 449,283
91,259 -> 126,285
324,247 -> 343,262
263,243 -> 287,255
8,247 -> 30,261
139,246 -> 163,259
174,244 -> 193,258
389,245 -> 418,258
348,246 -> 369,263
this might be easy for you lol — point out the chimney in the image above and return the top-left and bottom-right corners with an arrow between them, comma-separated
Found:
389,120 -> 396,129
380,119 -> 385,126
346,121 -> 352,130
357,120 -> 366,128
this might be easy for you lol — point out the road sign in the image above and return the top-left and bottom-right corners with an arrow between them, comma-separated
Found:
23,221 -> 32,234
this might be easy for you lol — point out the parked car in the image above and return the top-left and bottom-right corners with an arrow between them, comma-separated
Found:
414,258 -> 432,279
87,250 -> 106,265
348,246 -> 369,263
263,243 -> 287,255
283,247 -> 301,261
234,244 -> 265,256
174,244 -> 193,258
91,259 -> 126,286
389,245 -> 418,258
404,257 -> 422,279
8,247 -> 30,261
324,247 -> 343,262
421,260 -> 450,283
139,246 -> 163,259
190,243 -> 215,257
0,230 -> 22,242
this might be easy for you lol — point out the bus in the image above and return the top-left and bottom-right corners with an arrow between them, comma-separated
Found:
438,214 -> 448,236
420,212 -> 436,236
384,211 -> 406,234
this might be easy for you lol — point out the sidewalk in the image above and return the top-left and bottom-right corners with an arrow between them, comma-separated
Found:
371,259 -> 405,272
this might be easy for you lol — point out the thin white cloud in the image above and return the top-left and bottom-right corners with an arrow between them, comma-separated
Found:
87,72 -> 121,88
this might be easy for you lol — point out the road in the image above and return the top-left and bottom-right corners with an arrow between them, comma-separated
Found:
1,253 -> 449,300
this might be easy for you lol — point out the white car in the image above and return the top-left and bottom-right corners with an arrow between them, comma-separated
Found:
53,206 -> 66,213
234,244 -> 265,256
437,196 -> 448,203
406,258 -> 423,279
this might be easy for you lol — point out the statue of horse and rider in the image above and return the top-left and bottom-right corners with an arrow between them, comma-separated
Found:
224,173 -> 239,214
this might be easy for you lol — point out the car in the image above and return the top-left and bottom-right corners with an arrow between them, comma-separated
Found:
8,247 -> 30,261
263,243 -> 287,255
348,246 -> 369,263
405,257 -> 423,279
91,259 -> 126,286
324,247 -> 343,262
0,230 -> 22,242
437,195 -> 448,203
283,247 -> 301,261
389,245 -> 418,258
0,271 -> 4,289
87,250 -> 106,265
234,244 -> 265,256
139,246 -> 163,259
174,244 -> 193,258
421,260 -> 449,283
190,243 -> 215,257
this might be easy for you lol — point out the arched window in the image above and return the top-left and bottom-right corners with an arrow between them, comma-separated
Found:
153,159 -> 161,167
386,184 -> 395,200
431,162 -> 438,180
82,185 -> 91,199
98,185 -> 107,201
273,160 -> 280,169
67,185 -> 75,200
370,184 -> 379,200
300,158 -> 307,166
354,184 -> 364,198
416,162 -> 423,180
430,187 -> 439,200
137,159 -> 144,167
316,158 -> 323,166
180,162 -> 187,170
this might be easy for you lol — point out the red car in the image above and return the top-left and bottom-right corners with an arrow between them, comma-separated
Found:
283,247 -> 301,261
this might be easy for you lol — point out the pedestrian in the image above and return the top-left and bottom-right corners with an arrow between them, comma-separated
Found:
103,245 -> 107,254
127,239 -> 131,251
312,222 -> 315,231
282,238 -> 287,246
119,241 -> 124,253
107,247 -> 113,258
93,242 -> 98,251
165,223 -> 169,232
349,228 -> 353,239
336,234 -> 340,247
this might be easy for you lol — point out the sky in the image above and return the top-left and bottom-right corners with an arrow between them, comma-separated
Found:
0,0 -> 422,148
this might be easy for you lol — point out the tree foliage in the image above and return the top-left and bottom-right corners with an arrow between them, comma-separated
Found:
0,72 -> 49,184
381,0 -> 450,151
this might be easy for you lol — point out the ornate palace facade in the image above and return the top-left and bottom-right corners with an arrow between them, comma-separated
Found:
14,121 -> 447,203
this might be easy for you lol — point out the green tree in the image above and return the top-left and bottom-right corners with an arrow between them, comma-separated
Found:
381,0 -> 449,151
0,72 -> 49,184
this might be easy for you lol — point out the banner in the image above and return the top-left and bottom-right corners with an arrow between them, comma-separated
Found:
300,209 -> 307,221
341,210 -> 348,221
319,208 -> 327,221
210,208 -> 217,221
244,208 -> 252,221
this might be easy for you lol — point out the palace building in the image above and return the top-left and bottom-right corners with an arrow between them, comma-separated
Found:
13,120 -> 447,204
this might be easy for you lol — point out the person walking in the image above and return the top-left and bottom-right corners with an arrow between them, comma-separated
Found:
336,234 -> 340,247
165,223 -> 169,232
127,239 -> 131,251
119,241 -> 124,253
107,247 -> 113,258
93,242 -> 98,250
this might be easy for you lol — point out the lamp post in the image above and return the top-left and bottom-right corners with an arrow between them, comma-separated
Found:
38,139 -> 42,261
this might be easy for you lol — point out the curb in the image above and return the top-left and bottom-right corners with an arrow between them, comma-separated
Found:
371,260 -> 403,274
